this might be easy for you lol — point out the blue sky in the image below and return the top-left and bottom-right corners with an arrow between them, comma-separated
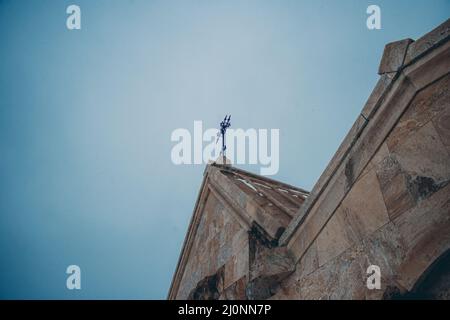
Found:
0,0 -> 448,299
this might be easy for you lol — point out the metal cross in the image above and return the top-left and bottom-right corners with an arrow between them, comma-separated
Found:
216,115 -> 231,160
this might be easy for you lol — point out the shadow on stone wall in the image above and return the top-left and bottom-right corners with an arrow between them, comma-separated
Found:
384,249 -> 450,300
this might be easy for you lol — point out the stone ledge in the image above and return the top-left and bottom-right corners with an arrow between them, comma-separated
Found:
404,18 -> 450,66
378,39 -> 413,75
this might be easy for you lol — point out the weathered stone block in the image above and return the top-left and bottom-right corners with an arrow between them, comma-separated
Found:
341,169 -> 390,237
387,74 -> 450,152
250,244 -> 293,277
378,39 -> 413,74
222,276 -> 247,300
393,184 -> 450,290
432,101 -> 450,148
278,220 -> 410,300
316,206 -> 355,267
247,241 -> 295,299
224,255 -> 237,289
357,142 -> 390,183
376,155 -> 416,220
295,240 -> 319,279
295,245 -> 367,299
390,122 -> 450,184
235,244 -> 249,281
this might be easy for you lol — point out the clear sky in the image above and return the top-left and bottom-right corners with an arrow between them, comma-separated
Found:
0,0 -> 448,299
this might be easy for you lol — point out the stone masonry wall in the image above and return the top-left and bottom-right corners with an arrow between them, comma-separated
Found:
272,62 -> 450,300
176,191 -> 249,299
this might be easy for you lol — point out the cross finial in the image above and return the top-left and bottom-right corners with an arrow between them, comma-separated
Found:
216,115 -> 231,163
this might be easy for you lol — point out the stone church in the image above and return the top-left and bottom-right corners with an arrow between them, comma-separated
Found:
168,19 -> 450,300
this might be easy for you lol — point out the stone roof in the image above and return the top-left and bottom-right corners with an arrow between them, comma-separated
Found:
206,162 -> 309,240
